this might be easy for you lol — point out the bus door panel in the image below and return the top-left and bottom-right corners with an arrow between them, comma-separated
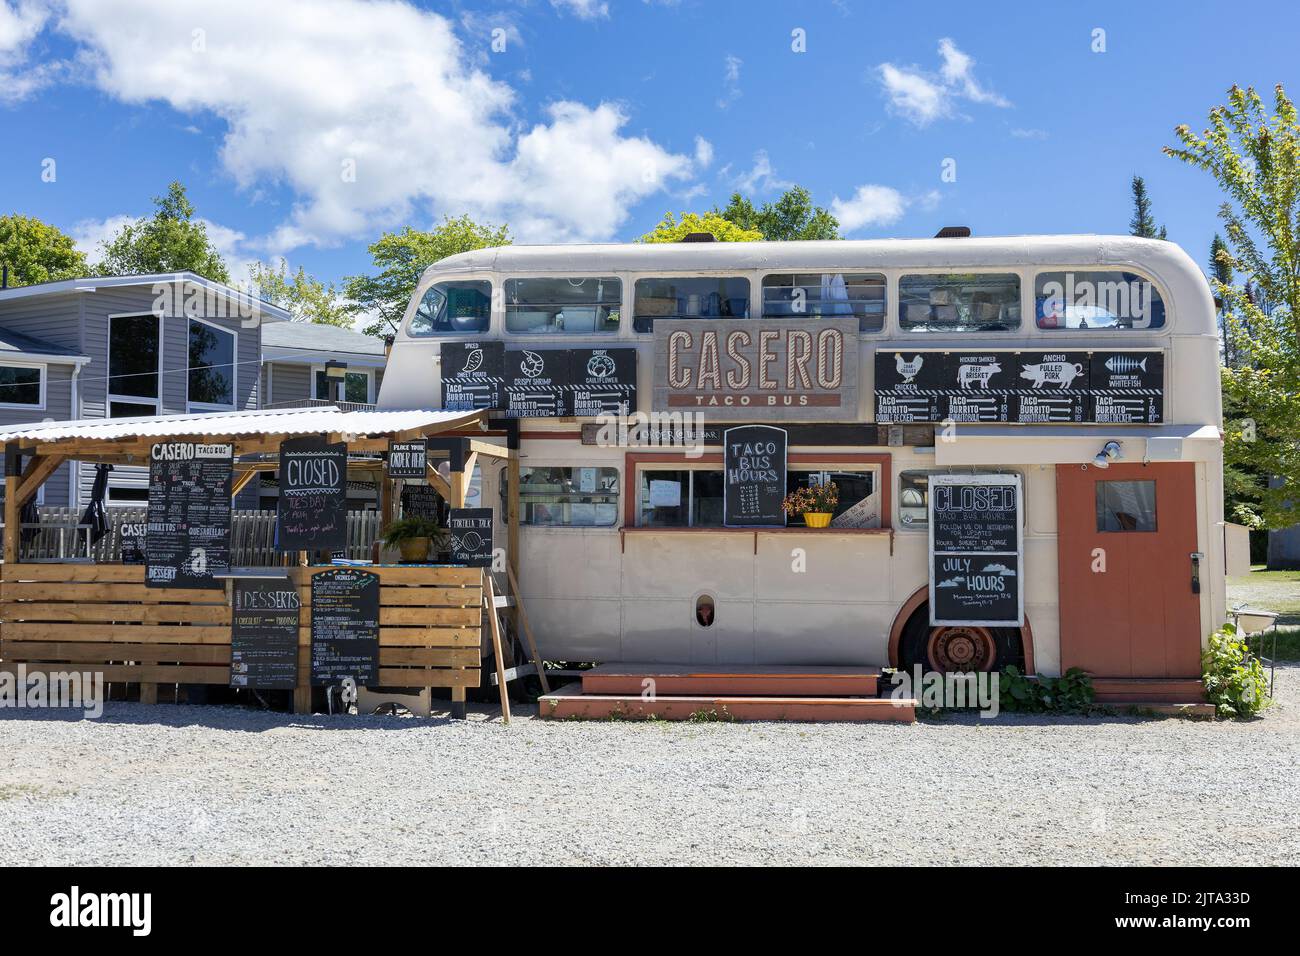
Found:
1055,462 -> 1201,678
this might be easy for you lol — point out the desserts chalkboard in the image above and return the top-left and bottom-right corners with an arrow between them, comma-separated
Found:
145,442 -> 232,588
277,436 -> 347,552
231,579 -> 301,689
386,439 -> 427,480
929,474 -> 1023,627
723,425 -> 787,527
448,508 -> 493,566
310,568 -> 380,686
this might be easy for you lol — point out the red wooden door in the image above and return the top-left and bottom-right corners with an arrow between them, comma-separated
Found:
1055,462 -> 1202,678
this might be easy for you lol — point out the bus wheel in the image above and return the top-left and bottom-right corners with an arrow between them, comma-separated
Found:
897,603 -> 1024,674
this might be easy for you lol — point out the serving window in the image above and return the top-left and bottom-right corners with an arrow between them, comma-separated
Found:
636,466 -> 880,528
518,466 -> 619,526
899,273 -> 1020,332
505,277 -> 621,334
632,276 -> 750,333
762,273 -> 886,332
1035,270 -> 1167,330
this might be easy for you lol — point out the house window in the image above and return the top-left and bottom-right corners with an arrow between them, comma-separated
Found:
0,364 -> 45,408
409,280 -> 492,336
899,273 -> 1021,332
314,368 -> 373,404
108,314 -> 160,416
518,466 -> 619,526
633,276 -> 750,333
188,319 -> 236,410
1035,270 -> 1167,330
638,469 -> 725,527
1096,480 -> 1157,532
505,277 -> 621,334
762,273 -> 886,332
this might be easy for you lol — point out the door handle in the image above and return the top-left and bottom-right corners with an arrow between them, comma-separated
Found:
1190,552 -> 1204,595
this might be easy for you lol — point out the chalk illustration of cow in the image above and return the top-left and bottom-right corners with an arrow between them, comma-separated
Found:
1020,361 -> 1085,389
957,361 -> 1001,389
895,353 -> 924,384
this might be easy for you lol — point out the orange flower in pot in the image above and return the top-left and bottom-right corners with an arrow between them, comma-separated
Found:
782,482 -> 839,528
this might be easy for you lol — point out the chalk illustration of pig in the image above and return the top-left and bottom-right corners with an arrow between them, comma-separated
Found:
1020,361 -> 1085,389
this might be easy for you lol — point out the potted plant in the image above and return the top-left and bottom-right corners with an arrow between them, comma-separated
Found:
782,482 -> 839,528
381,516 -> 447,563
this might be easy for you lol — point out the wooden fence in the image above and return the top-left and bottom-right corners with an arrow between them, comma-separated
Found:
0,563 -> 482,712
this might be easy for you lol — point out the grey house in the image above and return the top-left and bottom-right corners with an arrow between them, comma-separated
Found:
260,320 -> 386,407
0,273 -> 292,507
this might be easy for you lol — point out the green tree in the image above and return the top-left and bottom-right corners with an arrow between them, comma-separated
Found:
0,214 -> 88,286
1165,84 -> 1300,529
716,186 -> 842,241
248,258 -> 357,328
93,182 -> 230,282
1208,233 -> 1239,365
345,216 -> 510,337
1128,175 -> 1168,239
639,211 -> 764,243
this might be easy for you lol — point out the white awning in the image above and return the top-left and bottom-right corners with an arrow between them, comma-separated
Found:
932,423 -> 1222,466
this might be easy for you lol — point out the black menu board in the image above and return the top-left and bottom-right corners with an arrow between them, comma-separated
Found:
1009,352 -> 1090,423
448,508 -> 494,567
944,353 -> 1016,423
277,437 -> 347,552
386,439 -> 427,480
929,475 -> 1022,626
120,519 -> 147,565
1089,351 -> 1164,424
504,348 -> 570,417
874,351 -> 946,423
723,425 -> 787,527
440,341 -> 505,411
145,442 -> 232,589
310,568 -> 380,686
401,483 -> 442,521
231,579 -> 301,689
569,348 -> 638,416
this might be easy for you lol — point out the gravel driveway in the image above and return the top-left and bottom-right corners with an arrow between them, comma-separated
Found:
2,668 -> 1297,866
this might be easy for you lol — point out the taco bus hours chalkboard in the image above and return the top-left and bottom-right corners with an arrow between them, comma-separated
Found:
928,474 -> 1023,627
310,568 -> 380,686
146,442 -> 233,588
723,425 -> 788,527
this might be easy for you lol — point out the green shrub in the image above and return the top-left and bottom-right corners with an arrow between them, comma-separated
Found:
998,665 -> 1094,714
1202,623 -> 1269,718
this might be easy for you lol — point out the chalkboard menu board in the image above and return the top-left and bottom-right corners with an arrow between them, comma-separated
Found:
874,350 -> 1163,425
146,442 -> 232,589
310,568 -> 380,686
448,508 -> 493,567
929,474 -> 1022,627
568,348 -> 638,416
500,346 -> 638,418
723,425 -> 787,527
278,437 -> 347,552
386,439 -> 427,480
505,348 -> 570,417
120,519 -> 147,565
441,341 -> 505,411
401,483 -> 443,521
231,579 -> 301,689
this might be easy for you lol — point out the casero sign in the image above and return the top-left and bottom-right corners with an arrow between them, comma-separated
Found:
653,318 -> 859,421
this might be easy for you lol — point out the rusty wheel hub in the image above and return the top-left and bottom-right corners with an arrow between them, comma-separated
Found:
926,626 -> 997,673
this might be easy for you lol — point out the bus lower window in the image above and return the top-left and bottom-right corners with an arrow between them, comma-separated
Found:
633,276 -> 750,333
786,470 -> 879,527
409,280 -> 492,335
762,273 -> 886,332
899,273 -> 1020,332
519,466 -> 619,526
898,471 -> 931,528
1035,270 -> 1167,330
639,470 -> 724,527
505,277 -> 621,334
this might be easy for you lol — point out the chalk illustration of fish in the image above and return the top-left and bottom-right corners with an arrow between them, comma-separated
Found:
460,348 -> 484,374
1105,355 -> 1148,374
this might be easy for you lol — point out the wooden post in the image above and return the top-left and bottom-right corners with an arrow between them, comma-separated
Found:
483,575 -> 511,723
507,451 -> 520,583
3,443 -> 20,565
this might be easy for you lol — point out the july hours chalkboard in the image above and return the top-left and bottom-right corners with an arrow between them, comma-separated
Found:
723,425 -> 787,527
145,442 -> 233,588
231,579 -> 301,689
929,474 -> 1023,627
310,568 -> 380,686
277,436 -> 347,552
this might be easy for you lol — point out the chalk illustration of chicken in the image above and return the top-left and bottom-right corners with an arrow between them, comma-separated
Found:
895,353 -> 924,384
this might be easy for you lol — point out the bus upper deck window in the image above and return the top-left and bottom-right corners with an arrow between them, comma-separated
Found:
899,273 -> 1020,332
408,281 -> 492,336
762,273 -> 886,332
633,276 -> 750,333
505,277 -> 622,334
1035,271 -> 1166,330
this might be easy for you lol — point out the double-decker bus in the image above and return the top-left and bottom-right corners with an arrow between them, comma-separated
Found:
379,233 -> 1224,694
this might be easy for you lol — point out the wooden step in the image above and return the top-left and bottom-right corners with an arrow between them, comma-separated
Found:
1091,678 -> 1206,704
581,663 -> 880,698
539,683 -> 915,723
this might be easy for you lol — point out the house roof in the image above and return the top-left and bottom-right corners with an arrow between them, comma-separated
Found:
0,272 -> 293,322
262,321 -> 387,368
0,326 -> 90,364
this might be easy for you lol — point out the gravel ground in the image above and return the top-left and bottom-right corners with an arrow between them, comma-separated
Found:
1,668 -> 1297,866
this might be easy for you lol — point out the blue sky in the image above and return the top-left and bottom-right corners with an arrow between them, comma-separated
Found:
2,0 -> 1297,298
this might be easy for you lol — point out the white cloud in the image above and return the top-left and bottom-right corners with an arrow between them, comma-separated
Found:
1010,127 -> 1048,140
732,149 -> 792,195
829,185 -> 907,233
0,0 -> 53,101
877,38 -> 1010,126
551,0 -> 609,20
717,53 -> 742,109
693,136 -> 713,169
54,0 -> 700,249
70,212 -> 259,285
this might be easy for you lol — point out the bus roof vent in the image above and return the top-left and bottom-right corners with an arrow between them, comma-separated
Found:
680,232 -> 717,243
935,226 -> 972,238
